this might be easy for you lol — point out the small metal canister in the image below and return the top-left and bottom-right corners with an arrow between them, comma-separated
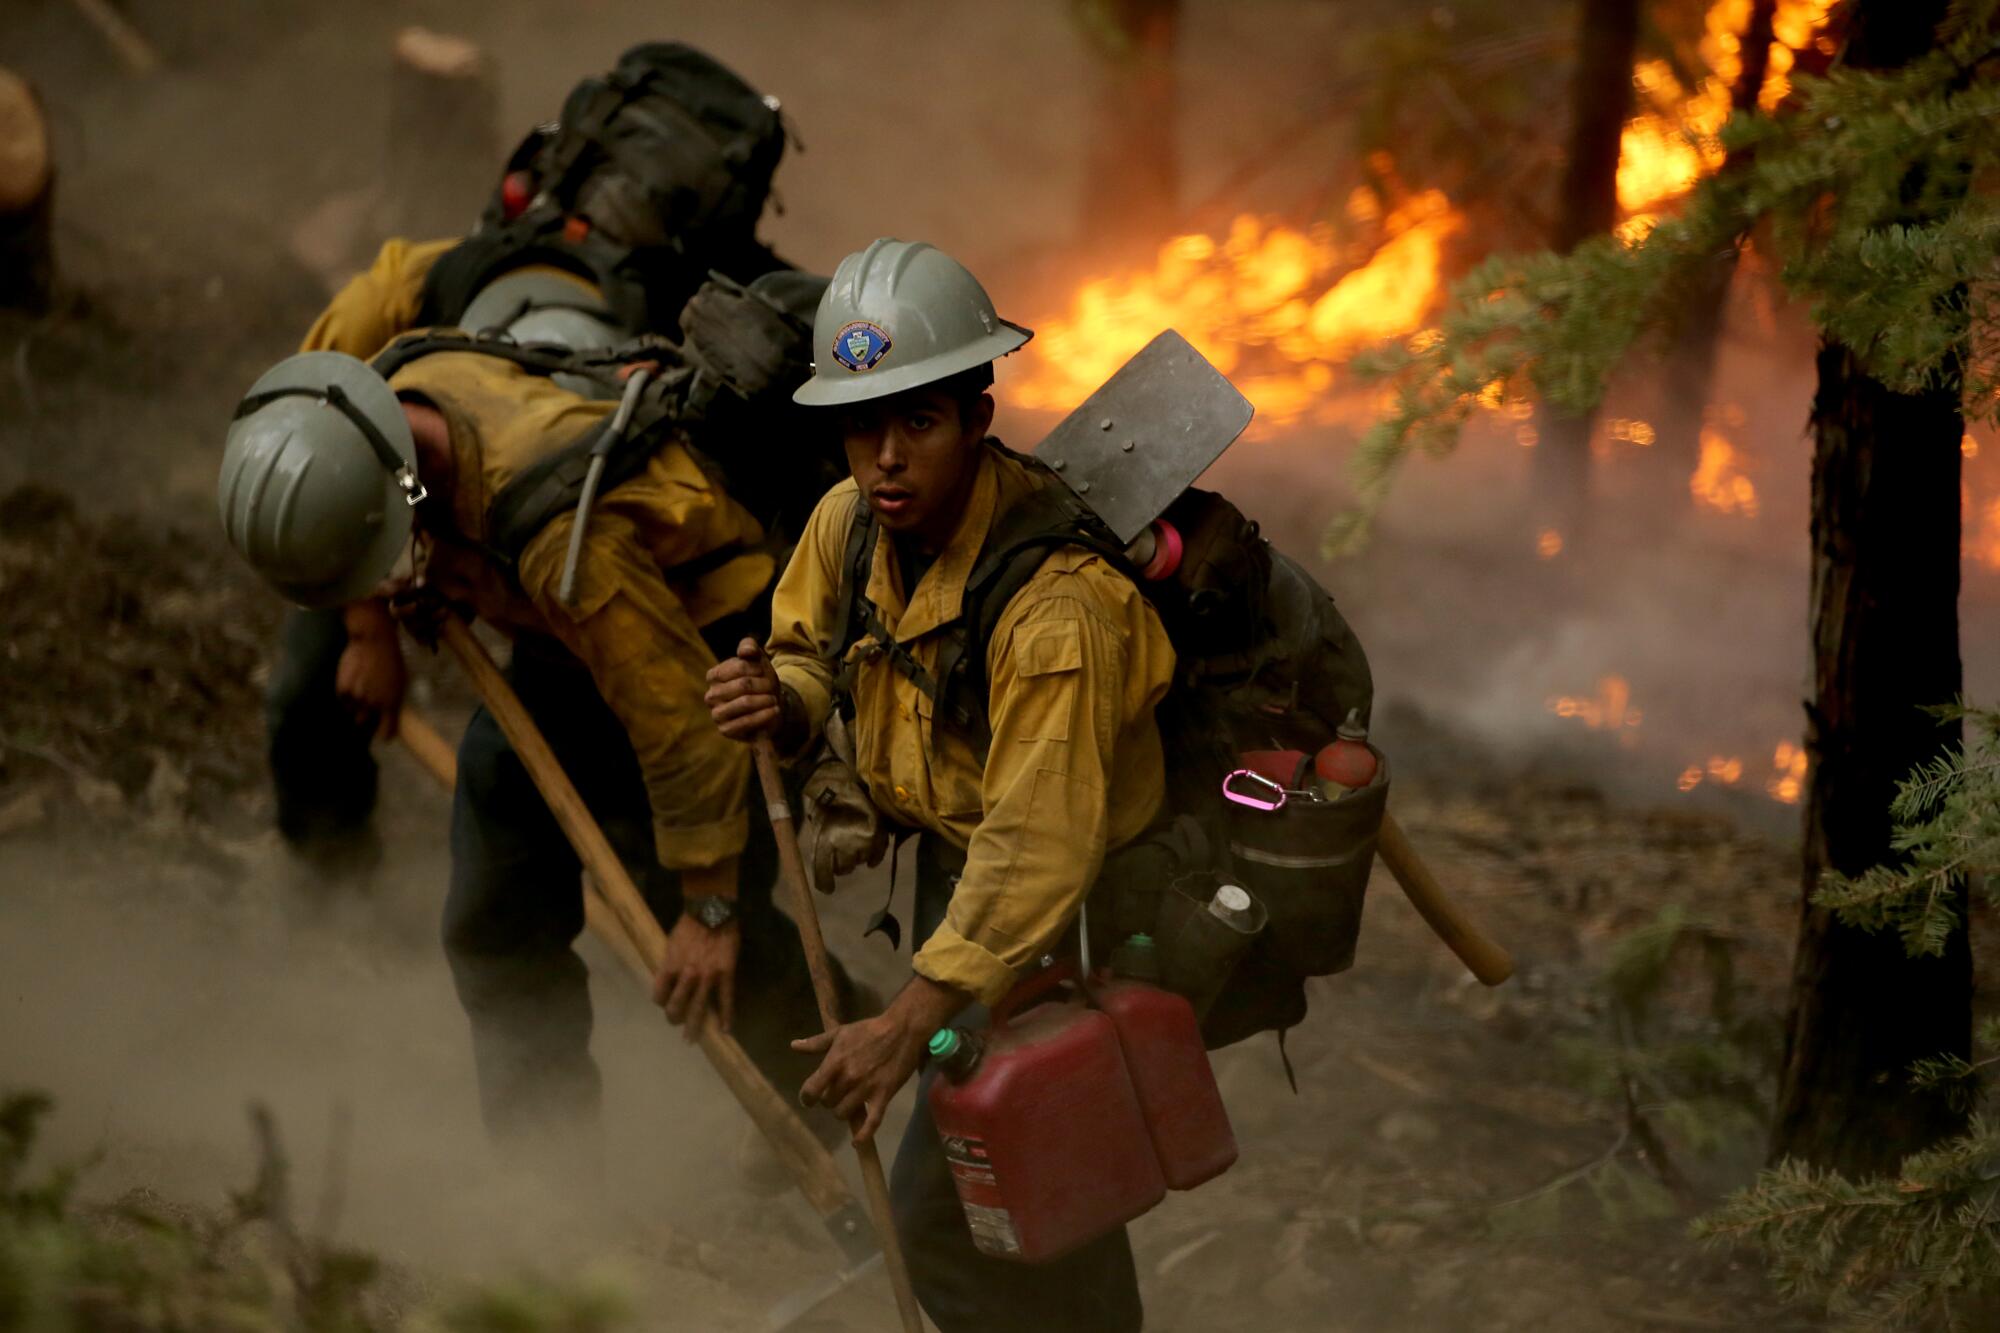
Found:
1155,878 -> 1269,1018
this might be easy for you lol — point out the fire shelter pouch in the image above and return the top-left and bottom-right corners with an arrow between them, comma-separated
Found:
1221,745 -> 1388,978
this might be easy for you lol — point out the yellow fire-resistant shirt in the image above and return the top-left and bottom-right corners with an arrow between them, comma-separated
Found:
298,237 -> 458,358
767,445 -> 1176,1004
389,349 -> 774,872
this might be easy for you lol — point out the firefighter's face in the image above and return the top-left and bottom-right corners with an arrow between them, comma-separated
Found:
839,385 -> 995,546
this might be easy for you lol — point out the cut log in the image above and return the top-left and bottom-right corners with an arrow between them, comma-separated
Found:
386,28 -> 499,241
0,67 -> 55,311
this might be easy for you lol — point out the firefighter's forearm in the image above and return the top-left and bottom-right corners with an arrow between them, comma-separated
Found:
773,683 -> 813,758
341,597 -> 397,641
680,854 -> 740,902
888,971 -> 972,1042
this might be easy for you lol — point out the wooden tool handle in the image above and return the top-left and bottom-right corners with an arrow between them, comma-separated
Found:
395,707 -> 458,788
441,619 -> 667,958
578,886 -> 855,1220
753,737 -> 925,1333
1376,812 -> 1515,986
427,623 -> 860,1224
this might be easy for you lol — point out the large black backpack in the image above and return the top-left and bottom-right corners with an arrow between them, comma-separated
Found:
828,447 -> 1383,1052
415,43 -> 791,338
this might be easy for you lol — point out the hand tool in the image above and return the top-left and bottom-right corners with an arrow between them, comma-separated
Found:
400,631 -> 883,1279
752,733 -> 925,1332
1376,811 -> 1515,985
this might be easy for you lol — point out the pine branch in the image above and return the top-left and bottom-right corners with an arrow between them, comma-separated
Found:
1331,27 -> 2000,555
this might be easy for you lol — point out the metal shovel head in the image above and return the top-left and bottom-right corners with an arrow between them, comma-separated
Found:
1031,329 -> 1255,544
763,1250 -> 884,1332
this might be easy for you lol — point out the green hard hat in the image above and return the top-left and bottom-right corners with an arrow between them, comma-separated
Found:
217,350 -> 422,609
793,238 -> 1032,408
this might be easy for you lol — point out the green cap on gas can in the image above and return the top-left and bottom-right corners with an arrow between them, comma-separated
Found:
928,1028 -> 961,1059
1111,932 -> 1161,981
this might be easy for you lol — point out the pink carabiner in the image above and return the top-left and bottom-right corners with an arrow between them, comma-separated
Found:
1222,769 -> 1287,812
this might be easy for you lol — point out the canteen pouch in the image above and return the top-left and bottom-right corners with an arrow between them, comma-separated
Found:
1153,873 -> 1268,1019
1222,746 -> 1388,977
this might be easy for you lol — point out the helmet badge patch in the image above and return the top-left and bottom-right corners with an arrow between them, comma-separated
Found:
831,320 -> 892,373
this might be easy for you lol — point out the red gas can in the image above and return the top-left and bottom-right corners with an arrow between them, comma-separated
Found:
1092,977 -> 1238,1189
929,973 -> 1166,1262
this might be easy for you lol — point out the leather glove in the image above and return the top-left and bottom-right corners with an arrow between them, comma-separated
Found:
801,753 -> 888,895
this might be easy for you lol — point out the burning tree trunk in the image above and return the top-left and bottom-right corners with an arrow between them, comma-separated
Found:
1769,0 -> 1970,1177
0,67 -> 55,312
387,28 -> 499,242
1649,0 -> 1777,503
1533,0 -> 1641,538
1074,0 -> 1180,261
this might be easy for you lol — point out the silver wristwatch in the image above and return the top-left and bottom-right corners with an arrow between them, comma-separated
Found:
685,894 -> 738,930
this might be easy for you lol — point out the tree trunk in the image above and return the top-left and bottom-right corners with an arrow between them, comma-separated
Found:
1649,0 -> 1777,505
1532,0 -> 1641,540
387,28 -> 499,242
1769,0 -> 1969,1178
1076,0 -> 1180,261
0,66 -> 55,312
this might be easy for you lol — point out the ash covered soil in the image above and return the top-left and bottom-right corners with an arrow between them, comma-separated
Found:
8,2 -> 1994,1330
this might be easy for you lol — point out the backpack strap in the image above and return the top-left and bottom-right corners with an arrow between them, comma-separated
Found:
823,450 -> 1132,755
368,328 -> 628,387
823,491 -> 976,734
372,333 -> 720,582
481,389 -> 688,572
942,486 -> 1131,753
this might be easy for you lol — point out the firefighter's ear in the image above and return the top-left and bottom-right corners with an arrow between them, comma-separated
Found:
963,391 -> 995,442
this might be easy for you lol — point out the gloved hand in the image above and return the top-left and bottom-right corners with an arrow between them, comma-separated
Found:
801,753 -> 888,895
680,274 -> 811,404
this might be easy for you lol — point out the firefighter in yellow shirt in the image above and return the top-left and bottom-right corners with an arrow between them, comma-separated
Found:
265,41 -> 794,888
221,332 -> 846,1165
705,239 -> 1169,1332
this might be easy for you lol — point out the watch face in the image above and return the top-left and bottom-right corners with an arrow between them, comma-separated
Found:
691,896 -> 734,929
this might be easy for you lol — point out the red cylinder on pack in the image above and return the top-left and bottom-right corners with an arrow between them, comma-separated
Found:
1239,748 -> 1313,789
928,969 -> 1165,1262
499,170 -> 534,219
1314,708 -> 1379,796
1091,973 -> 1238,1190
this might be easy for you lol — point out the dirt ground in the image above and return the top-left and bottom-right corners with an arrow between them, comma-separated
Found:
5,2 -> 2000,1331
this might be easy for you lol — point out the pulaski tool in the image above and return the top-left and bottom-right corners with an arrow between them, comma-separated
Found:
392,634 -> 886,1301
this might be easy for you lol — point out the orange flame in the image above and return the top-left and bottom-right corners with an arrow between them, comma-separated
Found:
1680,741 -> 1806,802
1012,188 -> 1462,427
1692,426 -> 1760,517
1548,675 -> 1641,731
1536,528 -> 1565,560
1616,0 -> 1836,229
1768,740 -> 1807,803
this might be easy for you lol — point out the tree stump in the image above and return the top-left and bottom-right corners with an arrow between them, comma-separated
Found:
387,28 -> 499,241
0,66 -> 55,312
